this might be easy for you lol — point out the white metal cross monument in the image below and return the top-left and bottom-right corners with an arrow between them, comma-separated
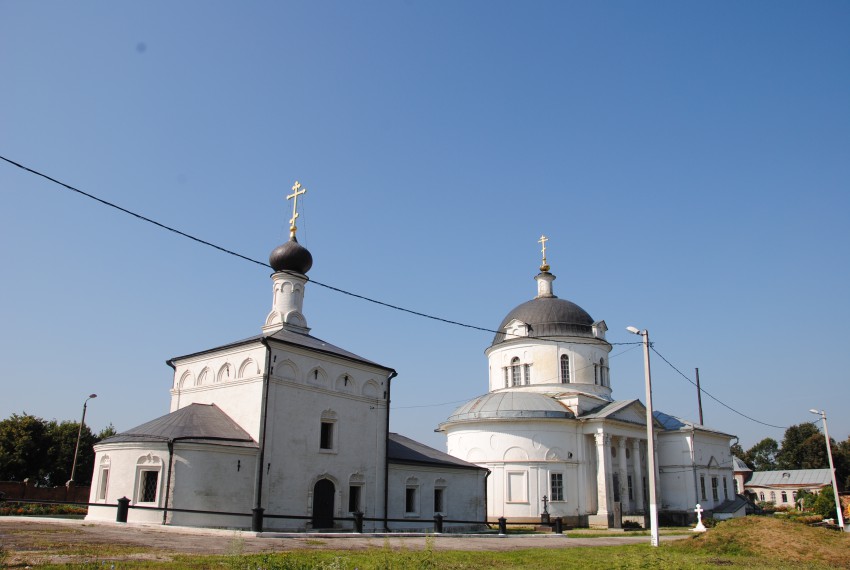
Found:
692,503 -> 707,532
287,181 -> 307,238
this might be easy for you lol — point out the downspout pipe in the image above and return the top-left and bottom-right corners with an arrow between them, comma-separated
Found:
252,338 -> 273,530
162,440 -> 174,525
383,370 -> 398,532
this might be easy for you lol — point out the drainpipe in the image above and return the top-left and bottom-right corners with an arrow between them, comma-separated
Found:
253,339 -> 273,525
484,468 -> 491,523
383,370 -> 397,531
162,440 -> 174,525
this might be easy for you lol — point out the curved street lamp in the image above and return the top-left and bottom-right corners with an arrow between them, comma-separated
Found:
627,326 -> 659,547
69,393 -> 98,484
808,409 -> 846,531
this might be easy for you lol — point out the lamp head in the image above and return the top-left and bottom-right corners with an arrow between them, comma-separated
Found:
626,326 -> 641,335
809,409 -> 820,415
89,394 -> 98,399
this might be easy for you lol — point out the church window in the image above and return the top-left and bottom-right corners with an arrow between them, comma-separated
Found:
628,475 -> 634,501
434,488 -> 445,513
734,479 -> 739,493
550,473 -> 564,501
348,485 -> 362,513
711,477 -> 719,501
523,363 -> 531,385
503,367 -> 508,388
781,491 -> 787,503
723,477 -> 728,499
320,421 -> 335,450
594,364 -> 598,385
759,492 -> 765,501
511,358 -> 521,386
405,486 -> 419,515
600,359 -> 605,386
560,355 -> 570,383
138,470 -> 159,503
770,491 -> 776,503
97,468 -> 109,501
792,491 -> 797,503
700,475 -> 706,501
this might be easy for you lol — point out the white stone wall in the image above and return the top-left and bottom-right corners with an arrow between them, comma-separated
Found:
657,430 -> 734,512
386,463 -> 486,531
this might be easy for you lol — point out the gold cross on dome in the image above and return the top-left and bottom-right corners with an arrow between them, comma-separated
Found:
287,181 -> 307,237
538,234 -> 550,271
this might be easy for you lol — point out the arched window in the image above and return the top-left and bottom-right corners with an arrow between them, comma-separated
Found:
759,492 -> 765,501
781,491 -> 787,503
560,355 -> 570,383
770,491 -> 776,503
511,357 -> 521,387
599,358 -> 606,386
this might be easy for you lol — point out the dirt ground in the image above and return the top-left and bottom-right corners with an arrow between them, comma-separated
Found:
0,516 -> 679,565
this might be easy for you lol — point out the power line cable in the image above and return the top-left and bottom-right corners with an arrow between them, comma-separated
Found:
1,154 -> 643,346
650,345 -> 787,430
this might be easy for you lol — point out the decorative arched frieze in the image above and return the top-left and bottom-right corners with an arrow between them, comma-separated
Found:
216,363 -> 232,383
273,359 -> 298,381
466,448 -> 486,462
196,368 -> 210,386
546,447 -> 567,461
308,366 -> 328,385
504,446 -> 529,462
349,472 -> 365,484
335,373 -> 356,393
321,409 -> 338,421
362,379 -> 380,398
405,476 -> 419,485
99,455 -> 111,466
238,358 -> 260,379
136,453 -> 162,466
178,370 -> 193,389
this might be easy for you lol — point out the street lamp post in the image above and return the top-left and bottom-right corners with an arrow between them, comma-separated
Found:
808,409 -> 846,531
69,393 -> 97,484
627,326 -> 660,547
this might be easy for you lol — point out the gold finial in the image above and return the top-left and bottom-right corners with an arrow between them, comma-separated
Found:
287,181 -> 307,238
538,234 -> 550,272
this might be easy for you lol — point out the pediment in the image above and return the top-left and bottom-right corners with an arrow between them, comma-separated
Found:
504,319 -> 530,338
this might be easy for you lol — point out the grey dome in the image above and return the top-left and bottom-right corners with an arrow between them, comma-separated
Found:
269,237 -> 313,274
492,296 -> 594,345
444,392 -> 574,424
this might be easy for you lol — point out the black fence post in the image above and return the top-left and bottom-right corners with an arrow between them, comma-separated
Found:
116,497 -> 130,523
354,511 -> 364,533
252,507 -> 264,532
554,517 -> 563,534
498,516 -> 507,535
434,513 -> 443,533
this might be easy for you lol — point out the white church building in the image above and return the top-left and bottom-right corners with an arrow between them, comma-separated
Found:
438,241 -> 736,527
86,187 -> 486,531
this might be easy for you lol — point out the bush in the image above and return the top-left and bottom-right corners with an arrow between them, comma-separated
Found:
0,502 -> 87,516
622,520 -> 642,530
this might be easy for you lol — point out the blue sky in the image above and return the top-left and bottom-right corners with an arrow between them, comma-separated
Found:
2,1 -> 848,452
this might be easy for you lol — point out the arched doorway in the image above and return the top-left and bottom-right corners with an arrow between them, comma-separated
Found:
312,479 -> 335,529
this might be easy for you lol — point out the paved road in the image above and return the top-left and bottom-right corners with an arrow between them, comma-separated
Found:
0,517 -> 680,565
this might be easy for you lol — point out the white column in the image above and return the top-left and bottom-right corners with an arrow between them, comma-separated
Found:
594,430 -> 610,515
632,439 -> 644,513
617,437 -> 629,511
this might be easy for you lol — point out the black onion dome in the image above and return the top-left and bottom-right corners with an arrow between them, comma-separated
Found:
269,237 -> 313,274
491,297 -> 594,345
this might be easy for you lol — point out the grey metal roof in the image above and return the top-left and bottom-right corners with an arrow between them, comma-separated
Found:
492,296 -> 595,346
746,469 -> 833,488
653,410 -> 735,438
387,433 -> 485,470
101,403 -> 257,447
732,456 -> 752,473
442,391 -> 575,425
579,399 -> 643,421
712,495 -> 751,514
168,328 -> 395,374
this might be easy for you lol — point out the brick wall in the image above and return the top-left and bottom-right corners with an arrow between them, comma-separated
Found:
0,480 -> 91,503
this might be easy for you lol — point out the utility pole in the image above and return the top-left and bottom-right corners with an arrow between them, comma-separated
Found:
695,368 -> 704,425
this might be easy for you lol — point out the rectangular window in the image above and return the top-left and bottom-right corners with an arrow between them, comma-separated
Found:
700,475 -> 706,501
97,468 -> 109,501
627,475 -> 634,501
523,364 -> 531,385
550,473 -> 564,501
734,478 -> 739,493
504,367 -> 508,388
405,487 -> 418,514
320,421 -> 334,450
711,477 -> 719,501
434,488 -> 445,513
723,477 -> 728,500
348,485 -> 361,513
139,470 -> 158,503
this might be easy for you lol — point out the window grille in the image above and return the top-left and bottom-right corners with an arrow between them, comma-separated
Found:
140,470 -> 158,503
550,473 -> 564,501
560,355 -> 570,383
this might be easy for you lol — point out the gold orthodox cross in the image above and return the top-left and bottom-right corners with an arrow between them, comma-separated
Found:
287,181 -> 307,237
538,234 -> 550,271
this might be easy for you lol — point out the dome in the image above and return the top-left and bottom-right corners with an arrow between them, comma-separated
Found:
269,237 -> 313,274
443,392 -> 574,424
491,296 -> 594,345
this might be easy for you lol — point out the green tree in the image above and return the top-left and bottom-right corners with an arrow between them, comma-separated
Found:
0,413 -> 49,482
812,485 -> 839,520
44,420 -> 97,486
746,438 -> 778,471
776,423 -> 821,469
